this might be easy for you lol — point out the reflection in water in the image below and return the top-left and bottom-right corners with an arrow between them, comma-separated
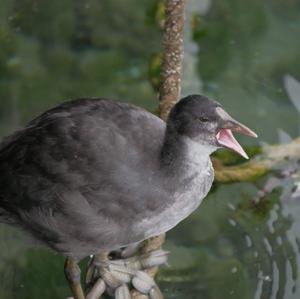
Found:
234,196 -> 300,299
249,203 -> 298,299
161,184 -> 300,299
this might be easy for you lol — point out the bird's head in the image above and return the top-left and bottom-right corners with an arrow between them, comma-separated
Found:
167,94 -> 257,159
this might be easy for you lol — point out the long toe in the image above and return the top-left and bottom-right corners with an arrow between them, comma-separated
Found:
85,250 -> 166,298
109,249 -> 169,272
132,271 -> 164,299
132,271 -> 156,294
86,256 -> 98,286
139,249 -> 169,269
99,264 -> 131,289
115,284 -> 131,299
86,279 -> 106,299
149,286 -> 164,299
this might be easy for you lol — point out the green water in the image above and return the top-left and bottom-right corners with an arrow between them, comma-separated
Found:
0,0 -> 300,298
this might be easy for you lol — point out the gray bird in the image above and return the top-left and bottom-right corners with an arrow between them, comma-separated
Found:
0,95 -> 257,299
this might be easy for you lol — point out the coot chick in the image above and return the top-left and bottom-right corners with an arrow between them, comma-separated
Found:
0,95 -> 256,299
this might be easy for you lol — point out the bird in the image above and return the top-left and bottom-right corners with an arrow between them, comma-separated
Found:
0,94 -> 257,299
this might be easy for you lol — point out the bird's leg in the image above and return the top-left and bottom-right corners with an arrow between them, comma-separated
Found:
85,249 -> 168,299
64,258 -> 85,299
85,251 -> 111,288
120,242 -> 141,258
86,250 -> 132,299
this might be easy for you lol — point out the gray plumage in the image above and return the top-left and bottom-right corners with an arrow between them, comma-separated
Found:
0,96 -> 219,259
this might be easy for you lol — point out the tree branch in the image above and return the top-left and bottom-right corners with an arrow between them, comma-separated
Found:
131,0 -> 187,298
214,138 -> 300,183
159,0 -> 187,121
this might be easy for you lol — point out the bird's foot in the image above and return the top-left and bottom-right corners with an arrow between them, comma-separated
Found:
85,249 -> 168,299
131,271 -> 164,299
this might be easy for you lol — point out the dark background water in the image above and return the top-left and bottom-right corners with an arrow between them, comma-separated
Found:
0,0 -> 300,298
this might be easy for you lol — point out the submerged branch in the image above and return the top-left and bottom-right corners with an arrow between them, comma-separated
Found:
214,138 -> 300,183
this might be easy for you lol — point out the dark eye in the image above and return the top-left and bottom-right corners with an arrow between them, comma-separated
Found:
198,116 -> 209,122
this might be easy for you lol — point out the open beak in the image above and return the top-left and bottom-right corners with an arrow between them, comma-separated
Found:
215,107 -> 257,159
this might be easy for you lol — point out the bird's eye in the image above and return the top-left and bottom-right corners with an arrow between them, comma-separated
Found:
198,116 -> 209,122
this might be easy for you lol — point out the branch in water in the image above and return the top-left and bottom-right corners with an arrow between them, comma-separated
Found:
131,0 -> 187,298
214,138 -> 300,183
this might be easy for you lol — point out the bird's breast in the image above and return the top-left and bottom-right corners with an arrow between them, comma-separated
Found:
136,161 -> 214,239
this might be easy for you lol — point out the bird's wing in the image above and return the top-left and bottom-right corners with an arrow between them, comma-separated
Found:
0,99 -> 166,229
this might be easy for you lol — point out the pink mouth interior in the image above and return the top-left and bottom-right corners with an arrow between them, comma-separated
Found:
216,129 -> 249,159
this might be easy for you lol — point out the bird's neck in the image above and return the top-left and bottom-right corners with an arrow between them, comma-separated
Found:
160,128 -> 217,176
